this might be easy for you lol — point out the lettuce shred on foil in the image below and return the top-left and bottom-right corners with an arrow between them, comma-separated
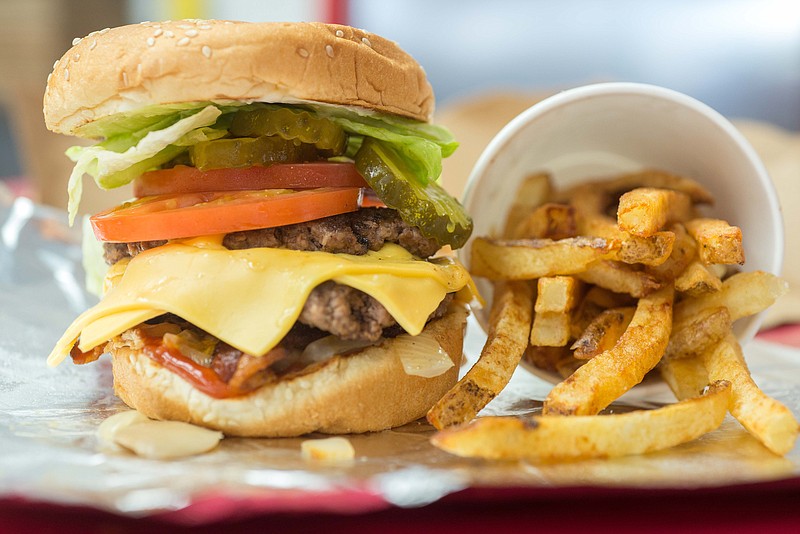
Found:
64,102 -> 458,225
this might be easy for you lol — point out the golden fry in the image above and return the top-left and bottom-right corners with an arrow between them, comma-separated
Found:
513,203 -> 577,240
577,260 -> 662,298
530,311 -> 571,347
571,306 -> 635,359
674,271 -> 788,325
470,237 -> 619,281
543,286 -> 674,416
702,334 -> 800,456
535,276 -> 583,313
502,173 -> 554,238
685,218 -> 745,265
427,281 -> 534,430
666,306 -> 731,360
617,188 -> 694,237
675,260 -> 723,296
659,357 -> 710,401
645,224 -> 696,282
432,381 -> 731,462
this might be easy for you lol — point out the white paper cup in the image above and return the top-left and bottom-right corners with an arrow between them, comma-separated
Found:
462,82 -> 783,352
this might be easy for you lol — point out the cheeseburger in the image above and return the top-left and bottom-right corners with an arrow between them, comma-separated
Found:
45,20 -> 476,437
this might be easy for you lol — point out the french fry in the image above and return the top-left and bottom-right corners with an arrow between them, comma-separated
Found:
502,173 -> 553,238
701,334 -> 799,455
530,311 -> 571,347
427,281 -> 534,430
577,260 -> 663,298
470,237 -> 619,281
513,203 -> 577,240
523,345 -> 569,374
658,357 -> 710,401
675,260 -> 723,296
570,286 -> 636,339
673,271 -> 788,325
665,306 -> 731,360
617,188 -> 694,237
577,200 -> 674,266
535,276 -> 583,313
685,218 -> 745,265
645,224 -> 696,282
432,380 -> 731,462
571,306 -> 635,359
543,286 -> 674,416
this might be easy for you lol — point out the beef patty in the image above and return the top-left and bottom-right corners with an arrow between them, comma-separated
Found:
102,208 -> 450,342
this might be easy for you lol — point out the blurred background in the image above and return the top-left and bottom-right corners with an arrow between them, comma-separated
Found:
1,0 -> 799,206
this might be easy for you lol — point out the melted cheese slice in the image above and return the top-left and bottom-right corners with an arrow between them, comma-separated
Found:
48,243 -> 473,366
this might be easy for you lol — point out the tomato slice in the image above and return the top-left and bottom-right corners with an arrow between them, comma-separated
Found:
134,163 -> 368,197
90,187 -> 362,242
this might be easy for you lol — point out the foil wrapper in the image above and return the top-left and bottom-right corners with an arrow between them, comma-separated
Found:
1,194 -> 798,518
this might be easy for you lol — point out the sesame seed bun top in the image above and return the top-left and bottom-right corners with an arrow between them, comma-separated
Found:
43,20 -> 435,136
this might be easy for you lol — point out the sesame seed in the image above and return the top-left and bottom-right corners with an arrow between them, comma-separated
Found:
153,28 -> 163,37
185,29 -> 198,37
335,29 -> 344,37
64,68 -> 69,81
147,37 -> 155,47
73,53 -> 80,61
361,37 -> 372,47
137,63 -> 143,77
72,37 -> 82,46
164,30 -> 175,38
53,59 -> 59,69
121,71 -> 128,86
176,37 -> 190,46
99,28 -> 110,34
202,45 -> 212,58
177,23 -> 193,29
325,44 -> 334,57
199,25 -> 212,30
47,73 -> 52,82
89,40 -> 97,50
297,47 -> 309,58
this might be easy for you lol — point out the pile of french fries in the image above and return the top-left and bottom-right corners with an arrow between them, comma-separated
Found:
429,169 -> 799,462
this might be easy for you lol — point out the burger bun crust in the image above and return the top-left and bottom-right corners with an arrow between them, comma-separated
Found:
109,304 -> 467,437
44,20 -> 434,135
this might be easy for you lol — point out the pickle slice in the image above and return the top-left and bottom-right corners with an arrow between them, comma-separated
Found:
230,107 -> 347,155
355,138 -> 472,249
190,136 -> 322,171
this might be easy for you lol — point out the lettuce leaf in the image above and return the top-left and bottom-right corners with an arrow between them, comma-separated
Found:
64,105 -> 222,224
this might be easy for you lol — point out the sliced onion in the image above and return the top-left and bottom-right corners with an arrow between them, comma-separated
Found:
300,336 -> 376,366
163,330 -> 216,367
393,332 -> 454,378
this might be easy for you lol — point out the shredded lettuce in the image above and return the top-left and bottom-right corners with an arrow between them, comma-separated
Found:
65,105 -> 222,224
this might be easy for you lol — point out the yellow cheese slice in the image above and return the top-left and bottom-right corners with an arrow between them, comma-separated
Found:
48,243 -> 473,366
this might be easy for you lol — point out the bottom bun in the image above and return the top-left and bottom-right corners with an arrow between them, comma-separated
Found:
110,304 -> 468,437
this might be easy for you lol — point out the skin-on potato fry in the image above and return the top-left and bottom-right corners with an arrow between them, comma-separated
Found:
665,306 -> 731,360
543,286 -> 674,416
576,197 -> 674,267
470,237 -> 619,281
502,173 -> 554,238
675,260 -> 723,297
673,271 -> 788,326
617,188 -> 694,237
523,345 -> 569,374
685,218 -> 745,265
513,203 -> 577,240
702,334 -> 799,456
577,260 -> 662,298
427,281 -> 534,430
571,306 -> 635,359
570,286 -> 635,339
432,380 -> 731,462
645,224 -> 696,282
